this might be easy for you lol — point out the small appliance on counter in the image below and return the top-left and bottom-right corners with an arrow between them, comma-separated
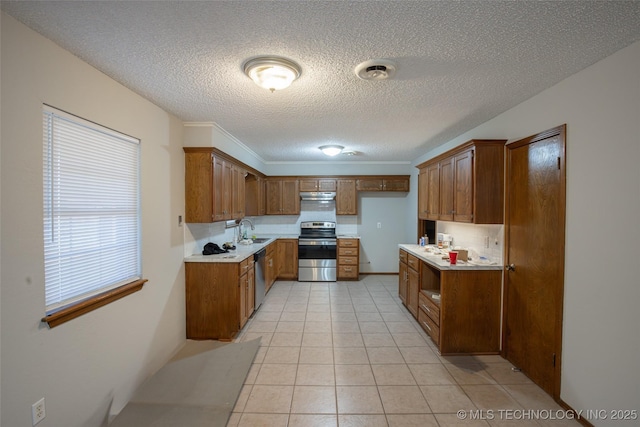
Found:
437,233 -> 453,249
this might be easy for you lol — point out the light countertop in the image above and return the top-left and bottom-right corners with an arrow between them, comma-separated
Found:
184,236 -> 282,263
399,244 -> 502,271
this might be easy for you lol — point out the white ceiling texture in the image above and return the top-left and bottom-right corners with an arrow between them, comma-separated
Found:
2,1 -> 640,163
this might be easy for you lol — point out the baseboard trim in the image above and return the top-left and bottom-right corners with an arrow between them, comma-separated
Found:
558,399 -> 595,427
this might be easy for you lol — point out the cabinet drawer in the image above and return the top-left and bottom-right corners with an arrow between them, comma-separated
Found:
418,291 -> 440,326
338,265 -> 358,278
240,258 -> 251,275
407,254 -> 420,271
339,256 -> 358,265
339,247 -> 358,256
338,239 -> 358,248
418,307 -> 440,346
399,250 -> 408,264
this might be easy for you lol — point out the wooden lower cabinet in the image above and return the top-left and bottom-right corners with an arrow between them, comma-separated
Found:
265,242 -> 277,294
277,239 -> 298,280
399,249 -> 501,354
337,238 -> 359,280
186,258 -> 254,341
398,252 -> 408,304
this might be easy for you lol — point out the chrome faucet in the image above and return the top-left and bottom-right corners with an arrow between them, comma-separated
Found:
237,218 -> 255,241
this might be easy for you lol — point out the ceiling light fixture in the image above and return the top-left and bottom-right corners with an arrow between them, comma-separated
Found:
319,145 -> 344,156
243,56 -> 301,92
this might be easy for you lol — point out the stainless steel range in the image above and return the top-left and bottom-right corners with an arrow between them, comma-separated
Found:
298,221 -> 337,282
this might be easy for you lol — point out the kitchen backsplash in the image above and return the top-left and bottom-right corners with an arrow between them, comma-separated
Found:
435,221 -> 504,263
184,204 -> 358,257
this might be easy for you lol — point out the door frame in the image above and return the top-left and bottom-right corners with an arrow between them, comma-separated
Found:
502,124 -> 567,400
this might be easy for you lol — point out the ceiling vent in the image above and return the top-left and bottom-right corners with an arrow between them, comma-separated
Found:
355,59 -> 397,80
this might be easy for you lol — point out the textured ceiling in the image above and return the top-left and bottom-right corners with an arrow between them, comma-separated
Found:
3,1 -> 640,163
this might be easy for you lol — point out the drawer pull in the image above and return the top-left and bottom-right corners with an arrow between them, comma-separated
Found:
421,304 -> 431,313
344,267 -> 352,272
422,321 -> 432,332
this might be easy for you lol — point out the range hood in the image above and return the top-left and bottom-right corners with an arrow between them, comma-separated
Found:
300,191 -> 336,201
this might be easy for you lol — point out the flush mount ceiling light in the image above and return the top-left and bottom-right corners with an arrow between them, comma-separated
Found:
319,145 -> 344,156
243,56 -> 301,92
354,59 -> 397,80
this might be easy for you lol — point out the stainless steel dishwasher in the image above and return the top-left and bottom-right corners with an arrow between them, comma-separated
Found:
253,248 -> 266,310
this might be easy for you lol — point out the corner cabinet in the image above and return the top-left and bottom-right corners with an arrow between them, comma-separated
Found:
416,139 -> 506,224
184,148 -> 246,223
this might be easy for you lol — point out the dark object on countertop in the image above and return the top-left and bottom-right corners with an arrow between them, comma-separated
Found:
222,243 -> 236,251
202,242 -> 228,255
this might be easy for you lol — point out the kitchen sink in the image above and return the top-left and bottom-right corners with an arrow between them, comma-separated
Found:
251,238 -> 271,243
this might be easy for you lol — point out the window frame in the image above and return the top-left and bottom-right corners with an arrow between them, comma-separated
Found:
41,105 -> 146,327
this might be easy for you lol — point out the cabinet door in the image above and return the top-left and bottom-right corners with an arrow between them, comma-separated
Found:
212,156 -> 225,221
277,239 -> 298,279
281,179 -> 300,214
185,151 -> 214,223
336,179 -> 357,215
407,267 -> 419,318
439,157 -> 454,221
453,150 -> 473,222
247,265 -> 255,316
426,163 -> 440,221
265,180 -> 282,214
245,175 -> 265,216
418,168 -> 429,220
356,178 -> 383,191
221,159 -> 233,220
318,179 -> 337,191
239,272 -> 248,328
231,165 -> 245,219
383,178 -> 409,191
399,261 -> 408,304
299,179 -> 318,192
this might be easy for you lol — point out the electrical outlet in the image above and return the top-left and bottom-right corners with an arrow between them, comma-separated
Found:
484,236 -> 490,248
377,222 -> 382,229
32,397 -> 46,425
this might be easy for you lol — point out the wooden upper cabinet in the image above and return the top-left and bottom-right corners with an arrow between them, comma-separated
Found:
336,179 -> 357,215
266,178 -> 300,215
439,157 -> 455,221
418,168 -> 429,220
356,178 -> 383,191
426,163 -> 440,221
356,176 -> 410,192
300,178 -> 336,192
383,178 -> 410,191
416,139 -> 506,224
245,174 -> 266,216
184,147 -> 250,223
453,150 -> 473,222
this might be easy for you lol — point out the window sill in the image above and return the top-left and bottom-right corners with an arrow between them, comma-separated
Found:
42,279 -> 148,328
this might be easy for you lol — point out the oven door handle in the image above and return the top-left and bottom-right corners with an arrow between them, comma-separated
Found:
298,238 -> 337,246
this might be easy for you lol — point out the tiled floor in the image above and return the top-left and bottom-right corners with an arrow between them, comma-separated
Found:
229,276 -> 579,427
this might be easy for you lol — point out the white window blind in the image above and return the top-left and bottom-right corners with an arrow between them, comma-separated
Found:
43,106 -> 141,312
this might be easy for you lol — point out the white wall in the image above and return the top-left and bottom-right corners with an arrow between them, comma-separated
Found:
411,41 -> 640,425
1,13 -> 186,427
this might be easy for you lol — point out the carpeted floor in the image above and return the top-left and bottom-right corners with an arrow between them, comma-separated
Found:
110,338 -> 261,427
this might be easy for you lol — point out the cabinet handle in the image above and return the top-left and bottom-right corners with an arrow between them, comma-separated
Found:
422,321 -> 432,332
421,304 -> 431,313
344,267 -> 352,271
505,264 -> 516,272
